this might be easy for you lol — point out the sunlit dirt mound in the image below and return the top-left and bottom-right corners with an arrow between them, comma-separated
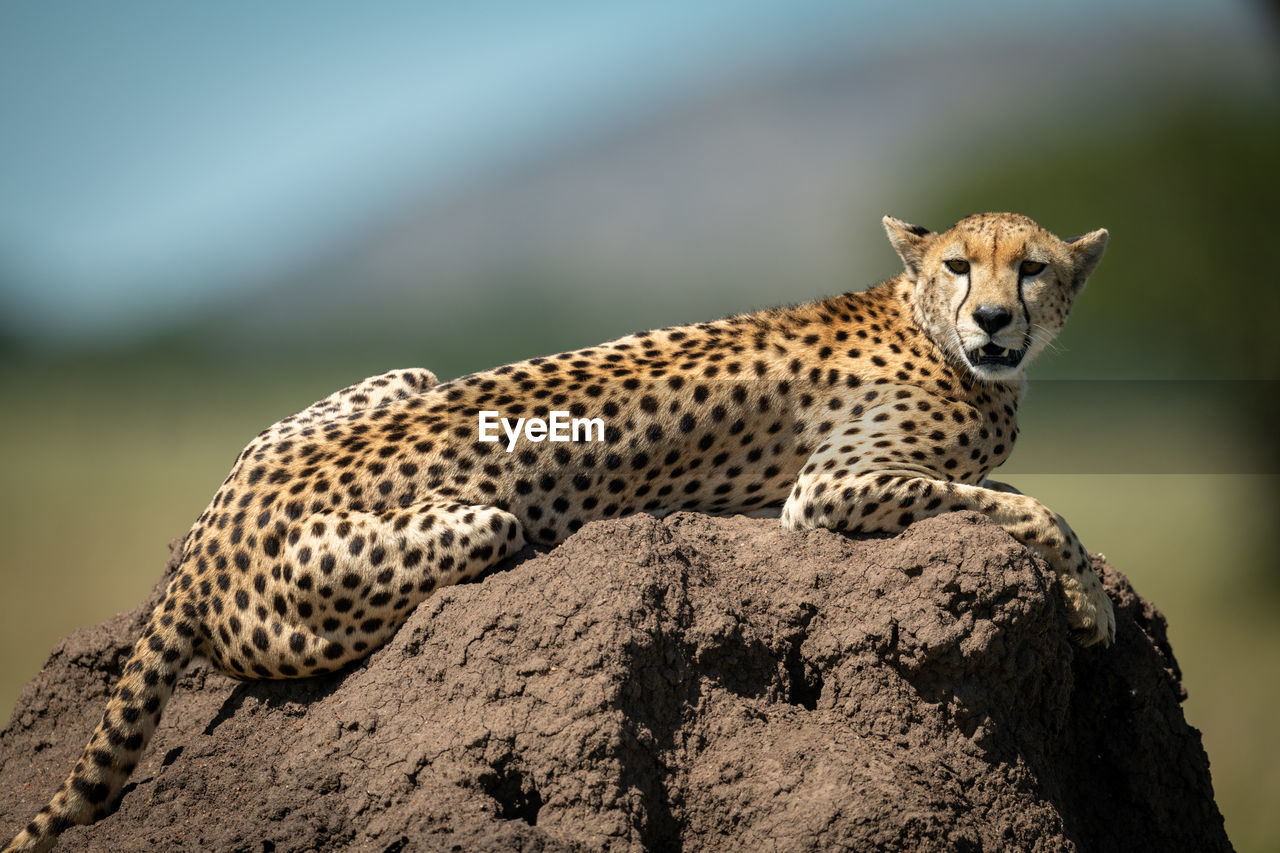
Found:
1,512 -> 1229,851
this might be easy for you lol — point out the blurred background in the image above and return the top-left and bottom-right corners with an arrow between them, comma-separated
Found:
1,0 -> 1276,847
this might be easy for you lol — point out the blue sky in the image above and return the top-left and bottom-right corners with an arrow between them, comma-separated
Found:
0,0 -> 1267,342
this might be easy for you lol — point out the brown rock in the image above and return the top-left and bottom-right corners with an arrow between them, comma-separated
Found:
0,512 -> 1230,851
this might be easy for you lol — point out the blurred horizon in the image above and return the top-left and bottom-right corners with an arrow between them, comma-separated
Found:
1,3 -> 1278,850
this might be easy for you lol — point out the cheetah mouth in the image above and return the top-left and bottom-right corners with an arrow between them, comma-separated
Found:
966,342 -> 1026,369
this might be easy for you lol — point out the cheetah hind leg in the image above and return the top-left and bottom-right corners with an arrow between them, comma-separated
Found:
2,501 -> 523,853
216,501 -> 528,677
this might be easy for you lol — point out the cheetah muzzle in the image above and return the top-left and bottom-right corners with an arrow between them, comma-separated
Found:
4,212 -> 1116,853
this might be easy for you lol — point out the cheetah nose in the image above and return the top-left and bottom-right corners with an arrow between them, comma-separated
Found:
972,305 -> 1013,334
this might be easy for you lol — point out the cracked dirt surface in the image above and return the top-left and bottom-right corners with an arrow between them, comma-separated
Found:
1,512 -> 1230,851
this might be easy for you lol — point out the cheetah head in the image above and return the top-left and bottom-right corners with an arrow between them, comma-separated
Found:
882,212 -> 1108,382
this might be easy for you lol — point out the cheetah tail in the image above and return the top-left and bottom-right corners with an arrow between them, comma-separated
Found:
4,599 -> 197,853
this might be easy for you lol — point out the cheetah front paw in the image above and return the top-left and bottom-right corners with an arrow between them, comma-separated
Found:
1062,570 -> 1116,647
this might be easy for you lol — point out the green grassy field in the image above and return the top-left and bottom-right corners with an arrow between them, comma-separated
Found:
0,367 -> 1275,850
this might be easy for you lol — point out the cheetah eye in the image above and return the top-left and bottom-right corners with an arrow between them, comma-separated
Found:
944,259 -> 969,275
1019,260 -> 1047,277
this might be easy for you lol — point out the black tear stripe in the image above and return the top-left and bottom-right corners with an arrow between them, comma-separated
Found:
952,274 -> 970,330
1016,274 -> 1032,340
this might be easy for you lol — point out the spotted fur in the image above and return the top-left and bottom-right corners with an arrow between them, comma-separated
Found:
4,212 -> 1113,852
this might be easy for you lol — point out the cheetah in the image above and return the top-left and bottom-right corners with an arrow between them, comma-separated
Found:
4,212 -> 1114,852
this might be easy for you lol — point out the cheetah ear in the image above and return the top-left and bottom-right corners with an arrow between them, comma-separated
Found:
882,215 -> 935,278
1066,228 -> 1109,290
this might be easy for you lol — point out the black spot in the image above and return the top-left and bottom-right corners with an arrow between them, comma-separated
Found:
72,777 -> 111,805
